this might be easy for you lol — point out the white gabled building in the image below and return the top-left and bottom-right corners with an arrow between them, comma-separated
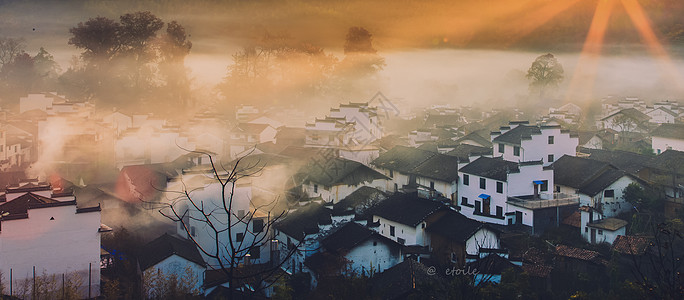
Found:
651,123 -> 684,154
369,193 -> 447,246
329,102 -> 383,144
304,117 -> 354,148
458,157 -> 578,234
0,182 -> 104,299
491,121 -> 578,167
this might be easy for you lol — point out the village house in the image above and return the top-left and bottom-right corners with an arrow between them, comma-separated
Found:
491,121 -> 579,166
304,117 -> 355,148
0,181 -> 104,298
296,157 -> 389,203
371,145 -> 437,193
645,106 -> 678,124
308,222 -> 402,277
425,209 -> 501,266
405,153 -> 461,202
552,155 -> 643,218
651,123 -> 684,154
138,233 -> 206,297
329,102 -> 383,144
369,192 -> 448,246
458,157 -> 579,234
273,202 -> 333,274
228,123 -> 278,159
579,206 -> 627,244
598,108 -> 651,134
115,124 -> 195,169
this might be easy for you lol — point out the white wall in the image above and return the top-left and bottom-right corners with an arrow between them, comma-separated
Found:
465,228 -> 500,256
373,216 -> 424,246
0,205 -> 101,298
652,136 -> 684,154
494,127 -> 578,166
344,237 -> 401,276
144,255 -> 204,296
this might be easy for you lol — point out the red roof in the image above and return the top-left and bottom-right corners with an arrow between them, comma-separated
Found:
612,235 -> 653,255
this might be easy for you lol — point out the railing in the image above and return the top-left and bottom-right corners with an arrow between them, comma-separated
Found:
508,192 -> 580,209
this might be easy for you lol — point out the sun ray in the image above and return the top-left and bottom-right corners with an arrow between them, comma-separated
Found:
566,0 -> 617,102
504,0 -> 583,46
621,0 -> 684,90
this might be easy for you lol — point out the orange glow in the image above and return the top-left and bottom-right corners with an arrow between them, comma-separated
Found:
621,0 -> 684,90
567,0 -> 617,101
505,0 -> 582,46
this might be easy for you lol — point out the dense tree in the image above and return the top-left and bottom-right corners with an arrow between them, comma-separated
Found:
344,27 -> 377,54
158,21 -> 193,108
68,17 -> 121,62
0,37 -> 25,68
526,53 -> 564,98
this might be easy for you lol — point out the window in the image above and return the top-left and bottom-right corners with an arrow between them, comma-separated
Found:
313,184 -> 318,193
480,178 -> 486,189
598,230 -> 603,235
496,206 -> 503,217
461,197 -> 468,206
498,143 -> 505,153
540,180 -> 548,192
373,241 -> 377,246
430,181 -> 435,190
236,233 -> 244,242
585,227 -> 588,233
547,154 -> 554,163
496,182 -> 503,193
389,170 -> 394,178
513,146 -> 520,156
548,136 -> 554,144
250,245 -> 261,259
556,185 -> 561,193
397,238 -> 406,245
604,189 -> 615,198
389,225 -> 395,237
463,174 -> 469,186
253,219 -> 264,233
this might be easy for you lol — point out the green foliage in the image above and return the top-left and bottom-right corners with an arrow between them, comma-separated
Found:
623,183 -> 663,213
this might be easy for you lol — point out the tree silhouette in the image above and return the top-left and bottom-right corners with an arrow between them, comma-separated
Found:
526,53 -> 564,98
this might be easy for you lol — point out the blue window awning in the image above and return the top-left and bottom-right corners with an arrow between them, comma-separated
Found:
533,180 -> 544,185
478,193 -> 491,199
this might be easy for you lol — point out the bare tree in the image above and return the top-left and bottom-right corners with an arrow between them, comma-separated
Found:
158,152 -> 302,300
0,37 -> 25,68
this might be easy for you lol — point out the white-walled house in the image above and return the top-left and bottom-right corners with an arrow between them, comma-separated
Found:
314,222 -> 402,276
426,210 -> 501,266
369,193 -> 447,246
371,146 -> 437,193
646,107 -> 678,124
579,207 -> 627,244
598,108 -> 651,133
0,182 -> 103,298
273,202 -> 333,274
138,234 -> 206,297
329,102 -> 383,144
304,117 -> 354,148
651,123 -> 684,154
228,123 -> 278,159
298,157 -> 389,203
407,153 -> 461,202
552,155 -> 642,218
458,157 -> 579,234
491,121 -> 578,166
173,181 -> 270,268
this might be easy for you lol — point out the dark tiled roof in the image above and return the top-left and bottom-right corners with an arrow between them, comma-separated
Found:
0,192 -> 73,218
612,235 -> 653,255
455,131 -> 492,147
274,202 -> 332,240
466,254 -> 521,275
304,251 -> 349,277
409,153 -> 461,182
459,157 -> 519,181
371,146 -> 437,174
138,233 -> 205,271
426,210 -> 488,242
370,193 -> 446,227
445,144 -> 492,161
423,114 -> 462,128
586,218 -> 628,231
492,125 -> 541,145
651,123 -> 684,140
322,222 -> 400,254
601,108 -> 650,123
578,169 -> 631,196
649,150 -> 684,175
298,157 -> 388,187
551,155 -> 615,189
371,259 -> 442,300
332,186 -> 387,216
582,148 -> 650,174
